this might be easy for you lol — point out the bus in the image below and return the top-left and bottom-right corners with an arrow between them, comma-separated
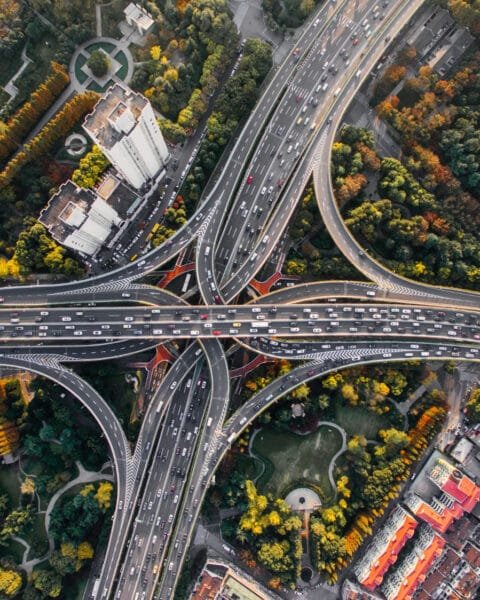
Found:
181,273 -> 192,293
91,579 -> 100,599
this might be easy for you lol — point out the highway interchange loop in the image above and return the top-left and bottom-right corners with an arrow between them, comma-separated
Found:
0,0 -> 479,597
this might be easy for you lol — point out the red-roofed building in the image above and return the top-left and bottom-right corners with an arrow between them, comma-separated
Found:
436,547 -> 463,578
353,506 -> 418,591
381,526 -> 446,600
405,493 -> 464,533
448,560 -> 479,599
428,458 -> 480,513
463,542 -> 480,571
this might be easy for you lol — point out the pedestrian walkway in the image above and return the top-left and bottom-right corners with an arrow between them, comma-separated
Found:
2,45 -> 32,102
11,461 -> 112,574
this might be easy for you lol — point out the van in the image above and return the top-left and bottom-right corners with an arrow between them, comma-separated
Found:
322,82 -> 328,92
203,442 -> 209,452
287,145 -> 293,154
302,105 -> 307,113
315,84 -> 321,92
182,448 -> 187,457
261,186 -> 266,195
296,117 -> 303,125
249,252 -> 258,262
205,246 -> 210,256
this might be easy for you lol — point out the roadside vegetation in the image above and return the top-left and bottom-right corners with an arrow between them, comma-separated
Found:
333,46 -> 480,291
208,361 -> 446,589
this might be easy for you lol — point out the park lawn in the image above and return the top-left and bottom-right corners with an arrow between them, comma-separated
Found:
334,404 -> 392,440
24,512 -> 49,560
252,425 -> 343,499
0,538 -> 25,564
0,46 -> 23,86
0,463 -> 21,507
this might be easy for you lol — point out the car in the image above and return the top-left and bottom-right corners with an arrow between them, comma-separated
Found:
246,175 -> 253,184
212,330 -> 222,335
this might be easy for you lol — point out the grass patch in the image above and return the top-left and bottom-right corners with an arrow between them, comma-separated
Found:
0,538 -> 25,564
87,79 -> 114,93
75,54 -> 89,84
334,404 -> 392,440
0,463 -> 21,508
0,46 -> 23,87
85,42 -> 117,55
24,512 -> 49,560
252,425 -> 343,499
115,50 -> 128,80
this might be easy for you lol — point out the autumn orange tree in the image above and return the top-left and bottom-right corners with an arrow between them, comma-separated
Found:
0,62 -> 70,165
0,92 -> 98,188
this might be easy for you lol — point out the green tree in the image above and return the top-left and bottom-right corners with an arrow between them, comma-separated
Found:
87,50 -> 110,77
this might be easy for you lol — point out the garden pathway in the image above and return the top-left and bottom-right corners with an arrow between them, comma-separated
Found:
3,45 -> 32,102
13,461 -> 113,574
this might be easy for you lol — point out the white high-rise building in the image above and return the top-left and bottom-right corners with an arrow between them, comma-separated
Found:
83,83 -> 169,190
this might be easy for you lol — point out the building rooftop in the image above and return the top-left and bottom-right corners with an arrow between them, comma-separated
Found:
83,83 -> 148,150
95,173 -> 137,218
190,559 -> 279,600
354,506 -> 418,590
381,526 -> 445,600
405,493 -> 464,533
39,180 -> 95,243
428,457 -> 480,512
124,2 -> 154,31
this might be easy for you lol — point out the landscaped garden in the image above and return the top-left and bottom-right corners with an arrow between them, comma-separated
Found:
0,374 -> 114,597
252,425 -> 343,500
207,360 -> 448,590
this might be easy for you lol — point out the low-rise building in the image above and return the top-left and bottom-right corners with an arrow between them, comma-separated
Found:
124,2 -> 154,34
190,558 -> 279,600
381,525 -> 445,600
353,506 -> 418,591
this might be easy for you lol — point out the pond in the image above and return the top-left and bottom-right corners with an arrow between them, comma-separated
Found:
251,425 -> 343,500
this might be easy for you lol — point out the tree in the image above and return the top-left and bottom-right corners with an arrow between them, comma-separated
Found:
0,566 -> 22,597
31,568 -> 62,598
94,481 -> 114,511
87,50 -> 110,77
71,146 -> 109,189
466,388 -> 480,423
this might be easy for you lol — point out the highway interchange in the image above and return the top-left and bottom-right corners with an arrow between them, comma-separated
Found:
0,0 -> 479,598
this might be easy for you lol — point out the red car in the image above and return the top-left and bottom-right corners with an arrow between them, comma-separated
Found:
246,175 -> 253,184
212,330 -> 222,336
352,38 -> 359,45
200,314 -> 208,320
